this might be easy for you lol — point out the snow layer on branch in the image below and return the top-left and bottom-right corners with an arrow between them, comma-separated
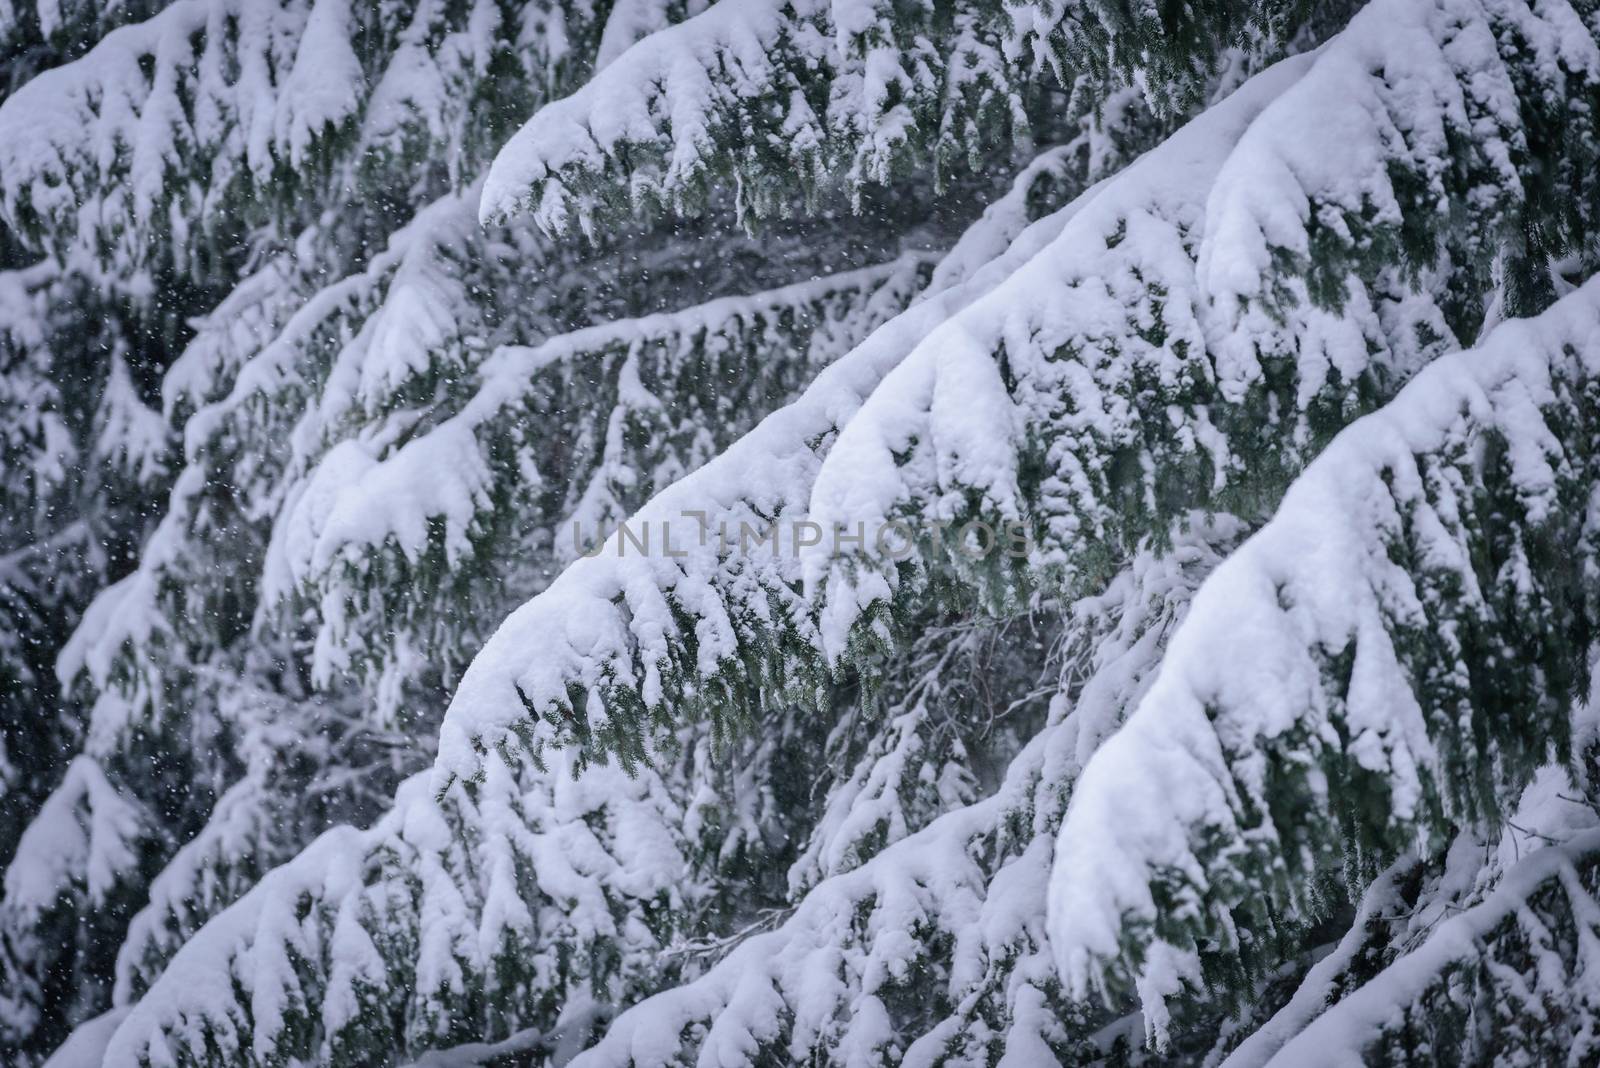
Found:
1048,275 -> 1600,1034
1204,764 -> 1599,1065
561,520 -> 1240,1066
39,1007 -> 130,1068
0,754 -> 153,1056
274,254 -> 928,593
922,122 -> 1116,298
0,261 -> 167,557
112,757 -> 285,1005
100,748 -> 696,1068
482,0 -> 1008,231
436,158 -> 1090,778
1,757 -> 146,919
0,262 -> 86,534
480,0 -> 1281,232
255,225 -> 927,724
0,0 -> 171,97
804,0 -> 1600,660
0,0 -> 558,281
1266,823 -> 1600,1064
50,183 -> 488,742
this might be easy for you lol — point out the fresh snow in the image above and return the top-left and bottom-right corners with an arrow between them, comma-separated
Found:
1050,275 -> 1600,1038
7,0 -> 1600,1062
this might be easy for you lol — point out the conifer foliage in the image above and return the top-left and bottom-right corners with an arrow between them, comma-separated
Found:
3,0 -> 1600,1064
